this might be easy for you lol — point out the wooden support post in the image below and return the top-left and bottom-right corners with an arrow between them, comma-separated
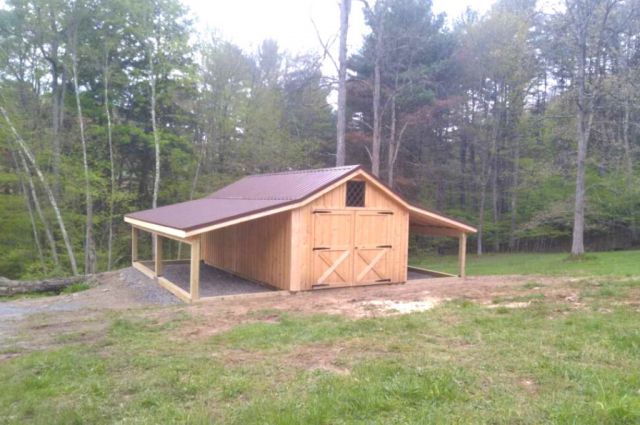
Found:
154,233 -> 163,277
190,236 -> 200,301
131,227 -> 138,263
289,210 -> 302,291
458,233 -> 467,278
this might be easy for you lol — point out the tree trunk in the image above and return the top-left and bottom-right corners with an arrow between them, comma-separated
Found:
571,35 -> 592,257
622,97 -> 637,241
459,134 -> 468,208
336,0 -> 351,166
0,275 -> 92,296
491,147 -> 499,252
148,44 -> 161,259
18,150 -> 59,268
48,52 -> 63,197
509,137 -> 520,251
387,102 -> 408,190
1,105 -> 78,275
371,11 -> 384,177
571,107 -> 589,256
11,151 -> 45,271
491,82 -> 501,253
622,98 -> 632,181
569,0 -> 616,256
477,150 -> 489,255
149,47 -> 160,209
477,183 -> 486,256
72,42 -> 96,274
104,54 -> 116,270
387,94 -> 397,187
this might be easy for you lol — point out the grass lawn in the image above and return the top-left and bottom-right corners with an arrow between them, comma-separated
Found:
1,253 -> 639,424
411,249 -> 640,277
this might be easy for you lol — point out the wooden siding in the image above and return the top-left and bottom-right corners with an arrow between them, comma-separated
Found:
293,178 -> 409,290
202,178 -> 409,292
201,211 -> 291,290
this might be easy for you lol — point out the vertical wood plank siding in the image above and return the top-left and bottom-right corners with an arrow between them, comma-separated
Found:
200,179 -> 409,291
201,211 -> 292,289
293,179 -> 409,290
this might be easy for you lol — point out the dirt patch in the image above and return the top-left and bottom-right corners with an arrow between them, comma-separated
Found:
519,378 -> 539,395
212,343 -> 351,375
177,275 -> 570,340
356,298 -> 445,316
287,344 -> 350,375
487,302 -> 530,309
0,272 -> 621,355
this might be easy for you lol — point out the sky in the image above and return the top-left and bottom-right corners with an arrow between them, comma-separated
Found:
182,0 -> 496,61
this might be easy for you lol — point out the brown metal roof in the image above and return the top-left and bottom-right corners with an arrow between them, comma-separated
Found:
208,165 -> 360,200
125,165 -> 360,232
125,198 -> 287,232
125,164 -> 476,235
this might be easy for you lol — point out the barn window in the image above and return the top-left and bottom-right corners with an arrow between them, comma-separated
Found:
346,181 -> 365,207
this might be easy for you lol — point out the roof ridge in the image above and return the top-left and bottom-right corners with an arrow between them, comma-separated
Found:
210,195 -> 295,201
244,164 -> 360,178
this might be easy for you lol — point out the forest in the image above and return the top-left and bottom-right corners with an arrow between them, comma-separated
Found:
0,0 -> 638,279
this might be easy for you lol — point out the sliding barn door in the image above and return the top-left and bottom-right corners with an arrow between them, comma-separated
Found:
353,211 -> 392,284
312,210 -> 354,286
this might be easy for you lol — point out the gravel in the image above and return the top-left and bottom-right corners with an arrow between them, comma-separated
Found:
119,267 -> 182,306
407,270 -> 436,280
161,263 -> 273,297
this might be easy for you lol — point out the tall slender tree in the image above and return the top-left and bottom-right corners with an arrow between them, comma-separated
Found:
336,0 -> 351,166
70,7 -> 96,274
562,0 -> 620,256
1,104 -> 79,275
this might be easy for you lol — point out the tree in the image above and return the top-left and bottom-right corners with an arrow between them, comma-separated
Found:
1,104 -> 79,275
21,0 -> 71,196
69,1 -> 96,274
336,0 -> 351,166
458,0 -> 538,253
558,0 -> 621,256
351,0 -> 455,185
1,0 -> 639,280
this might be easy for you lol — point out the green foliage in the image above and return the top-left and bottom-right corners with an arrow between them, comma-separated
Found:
1,0 -> 638,280
0,194 -> 39,278
0,0 -> 335,279
60,282 -> 92,294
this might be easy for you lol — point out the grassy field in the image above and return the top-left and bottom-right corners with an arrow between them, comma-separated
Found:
412,249 -> 640,277
1,252 -> 639,424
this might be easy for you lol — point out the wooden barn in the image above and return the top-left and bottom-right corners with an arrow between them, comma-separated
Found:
125,165 -> 476,302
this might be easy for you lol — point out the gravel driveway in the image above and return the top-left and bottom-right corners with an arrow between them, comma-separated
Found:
0,267 -> 180,350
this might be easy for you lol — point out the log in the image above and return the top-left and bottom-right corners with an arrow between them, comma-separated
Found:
0,275 -> 93,296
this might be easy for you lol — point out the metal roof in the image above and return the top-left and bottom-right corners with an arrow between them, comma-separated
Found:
125,164 -> 477,236
208,165 -> 360,201
125,165 -> 360,232
125,198 -> 287,232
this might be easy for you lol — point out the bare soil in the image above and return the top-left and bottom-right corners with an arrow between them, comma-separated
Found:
0,268 -> 607,357
0,268 -> 179,354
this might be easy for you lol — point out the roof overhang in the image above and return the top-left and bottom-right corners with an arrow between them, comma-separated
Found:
344,171 -> 478,236
408,206 -> 477,237
125,167 -> 364,237
125,216 -> 189,240
125,166 -> 477,238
